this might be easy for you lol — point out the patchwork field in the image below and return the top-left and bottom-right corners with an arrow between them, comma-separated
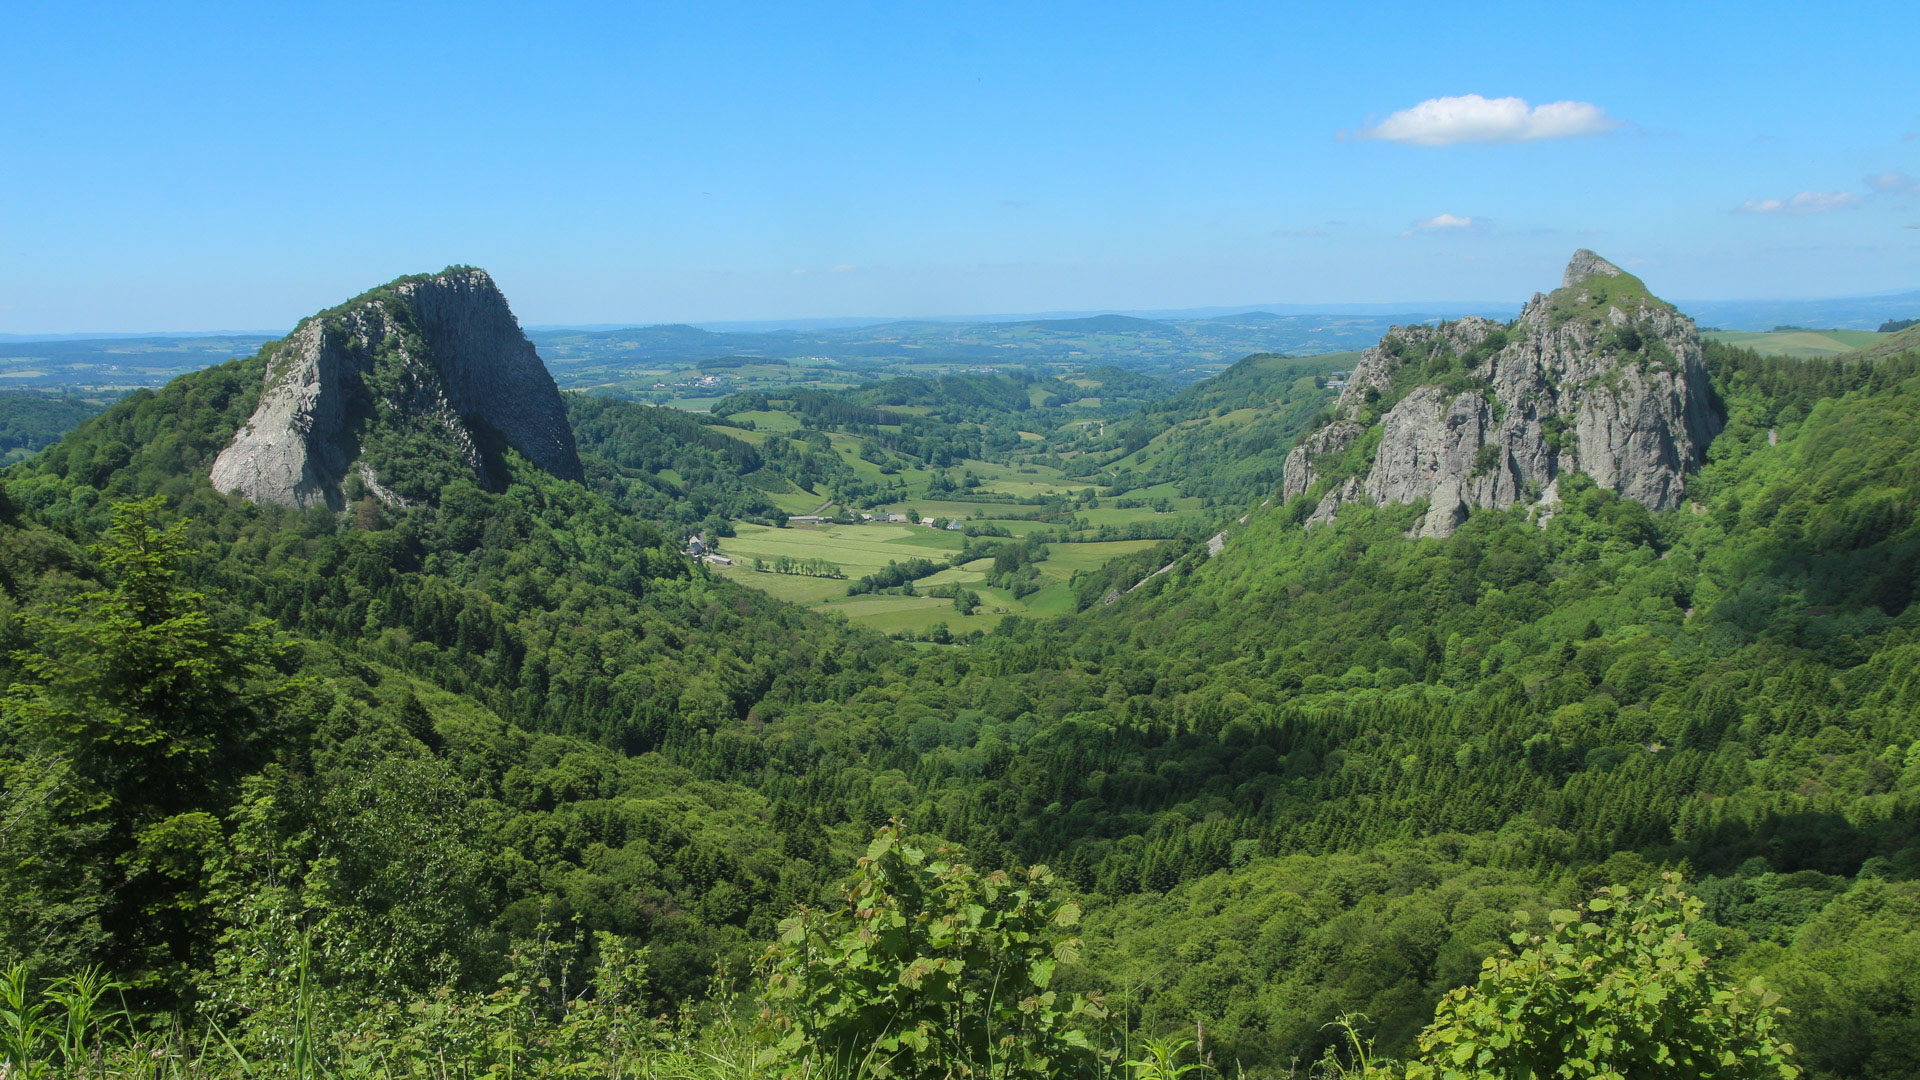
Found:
709,521 -> 1163,635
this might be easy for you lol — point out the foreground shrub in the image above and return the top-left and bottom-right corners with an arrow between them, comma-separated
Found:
1398,875 -> 1798,1080
761,823 -> 1109,1079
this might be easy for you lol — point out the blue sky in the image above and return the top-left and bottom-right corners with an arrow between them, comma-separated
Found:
3,0 -> 1916,332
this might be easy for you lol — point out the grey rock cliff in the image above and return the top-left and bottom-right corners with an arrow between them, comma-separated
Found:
210,269 -> 581,509
1278,250 -> 1719,536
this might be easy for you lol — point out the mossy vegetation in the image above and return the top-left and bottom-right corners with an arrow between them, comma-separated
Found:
1543,267 -> 1674,329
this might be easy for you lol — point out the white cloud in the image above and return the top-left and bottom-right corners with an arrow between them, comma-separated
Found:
1865,171 -> 1918,194
1416,213 -> 1475,229
1735,191 -> 1862,215
1401,213 -> 1480,236
1352,95 -> 1621,146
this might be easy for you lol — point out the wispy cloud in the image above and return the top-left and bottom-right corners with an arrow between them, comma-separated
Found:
1735,191 -> 1861,215
1865,171 -> 1918,195
1737,171 -> 1918,217
1272,228 -> 1326,237
1349,94 -> 1621,146
789,264 -> 859,276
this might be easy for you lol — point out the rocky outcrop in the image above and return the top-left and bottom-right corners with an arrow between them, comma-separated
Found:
1279,421 -> 1365,502
210,268 -> 581,509
1278,251 -> 1719,537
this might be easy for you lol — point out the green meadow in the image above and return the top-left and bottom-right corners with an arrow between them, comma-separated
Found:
711,520 -> 1162,634
1704,327 -> 1885,359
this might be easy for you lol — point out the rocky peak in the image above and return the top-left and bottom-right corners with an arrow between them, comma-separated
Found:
1562,248 -> 1625,289
1280,251 -> 1720,537
209,268 -> 582,510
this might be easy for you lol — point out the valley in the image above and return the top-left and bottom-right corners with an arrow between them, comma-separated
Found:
1,257 -> 1918,1078
12,4 -> 1920,1072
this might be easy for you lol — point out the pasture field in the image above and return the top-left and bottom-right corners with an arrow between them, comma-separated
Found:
871,498 -> 1036,522
1035,539 -> 1158,578
1704,328 -> 1885,359
718,522 -> 967,573
711,520 -> 1161,634
726,409 -> 803,432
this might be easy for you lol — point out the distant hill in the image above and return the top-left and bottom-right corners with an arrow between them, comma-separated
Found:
1838,320 -> 1920,361
0,334 -> 275,389
1083,350 -> 1352,504
527,312 -> 1453,386
1021,314 -> 1168,333
0,393 -> 111,465
1681,288 -> 1920,331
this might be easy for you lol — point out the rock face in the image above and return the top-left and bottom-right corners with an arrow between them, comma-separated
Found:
210,268 -> 581,509
1280,251 -> 1719,536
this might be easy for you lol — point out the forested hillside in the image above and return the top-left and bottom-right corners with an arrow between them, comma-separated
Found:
1090,351 -> 1350,501
0,393 -> 108,464
0,350 -> 899,1020
2,279 -> 1917,1076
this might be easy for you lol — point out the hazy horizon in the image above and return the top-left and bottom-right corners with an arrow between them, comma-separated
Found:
8,279 -> 1920,341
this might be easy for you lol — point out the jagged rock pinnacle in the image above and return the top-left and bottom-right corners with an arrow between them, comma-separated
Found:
1562,249 -> 1626,289
1279,251 -> 1719,537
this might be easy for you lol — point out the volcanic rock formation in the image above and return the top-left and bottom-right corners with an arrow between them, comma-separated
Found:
1281,251 -> 1720,536
210,268 -> 581,509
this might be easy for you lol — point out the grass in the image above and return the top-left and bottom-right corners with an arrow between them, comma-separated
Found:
1036,540 -> 1159,577
1541,264 -> 1672,327
0,952 -> 785,1080
727,409 -> 804,432
713,565 -> 849,603
718,522 -> 965,575
1705,328 -> 1885,360
1836,323 -> 1920,361
834,596 -> 981,636
711,524 -> 1161,633
873,498 -> 1030,522
765,486 -> 830,515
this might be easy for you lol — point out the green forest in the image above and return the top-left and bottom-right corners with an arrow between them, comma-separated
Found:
1,296 -> 1917,1079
